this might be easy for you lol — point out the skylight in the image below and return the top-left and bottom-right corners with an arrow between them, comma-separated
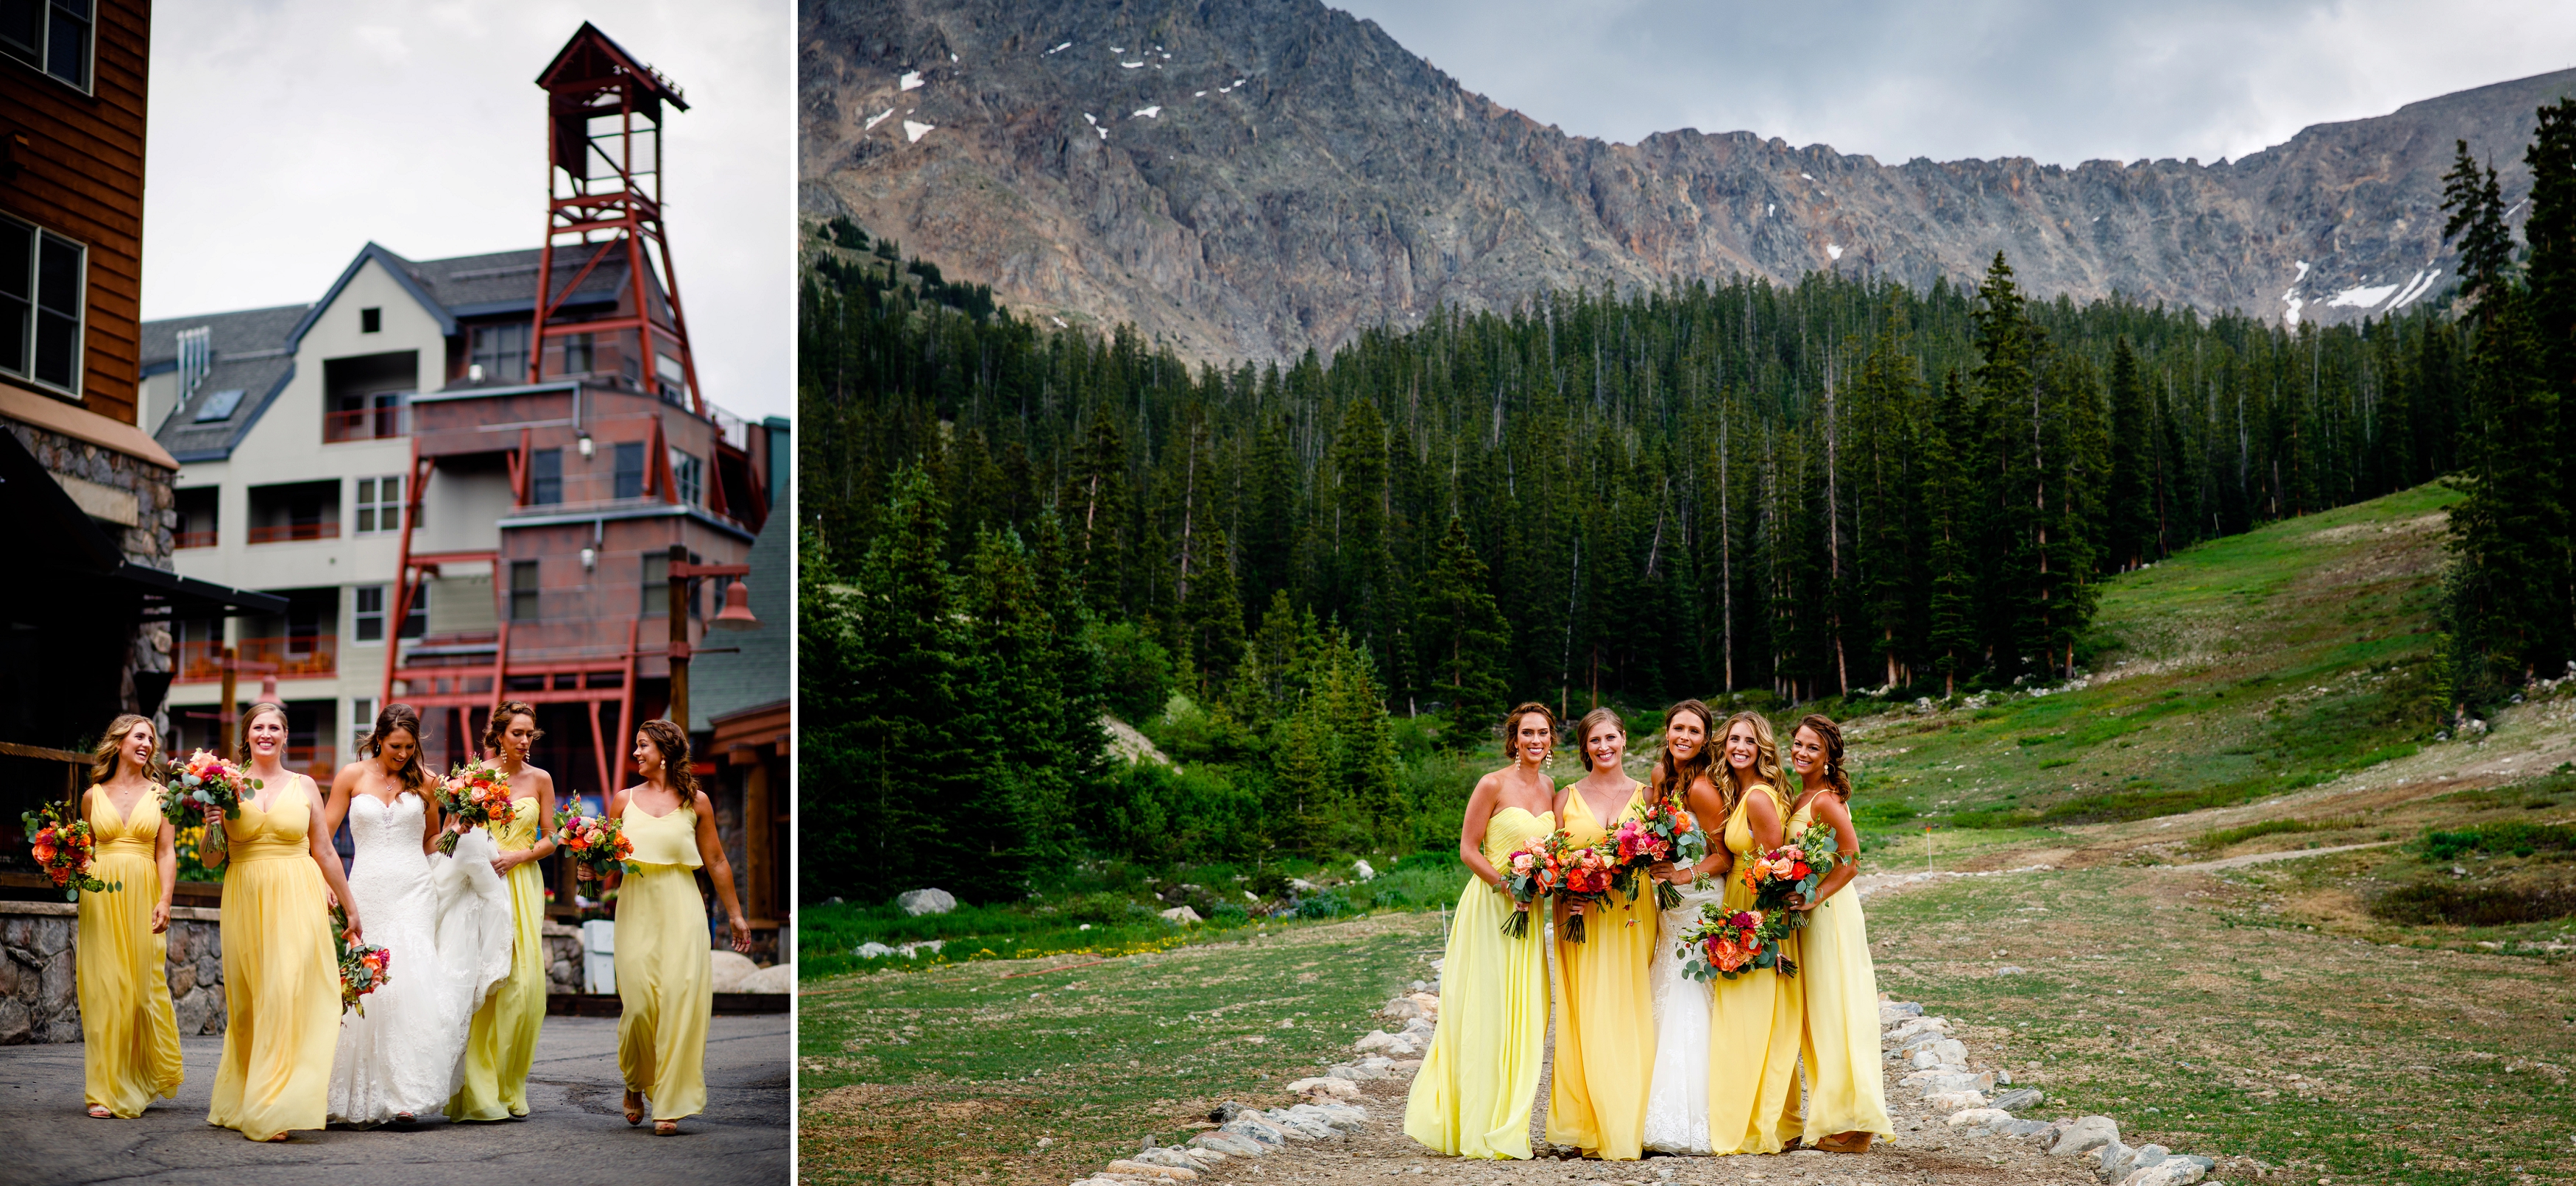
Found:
194,389 -> 246,422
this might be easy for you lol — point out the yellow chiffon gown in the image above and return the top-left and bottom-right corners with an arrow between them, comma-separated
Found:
617,802 -> 712,1121
77,787 -> 184,1116
1544,784 -> 1657,1160
1789,797 -> 1893,1142
205,789 -> 338,1141
1403,804 -> 1554,1158
1705,783 -> 1804,1155
450,796 -> 548,1120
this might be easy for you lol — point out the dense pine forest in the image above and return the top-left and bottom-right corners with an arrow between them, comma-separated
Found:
799,100 -> 2576,905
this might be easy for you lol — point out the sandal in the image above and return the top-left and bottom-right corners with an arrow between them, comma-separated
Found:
654,1120 -> 679,1136
87,1105 -> 113,1118
623,1091 -> 644,1126
1814,1132 -> 1875,1154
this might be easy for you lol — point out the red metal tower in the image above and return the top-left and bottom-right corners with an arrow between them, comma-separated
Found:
531,23 -> 705,414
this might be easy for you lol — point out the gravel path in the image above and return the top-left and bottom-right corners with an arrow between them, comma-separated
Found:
2168,841 -> 2398,871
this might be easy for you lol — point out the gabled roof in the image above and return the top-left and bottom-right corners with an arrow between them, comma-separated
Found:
141,303 -> 308,461
539,22 -> 688,110
406,243 -> 634,320
286,242 -> 458,348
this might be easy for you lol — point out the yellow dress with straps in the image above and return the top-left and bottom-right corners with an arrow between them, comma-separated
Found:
1402,802 -> 1553,1158
1543,783 -> 1658,1160
450,794 -> 548,1120
1705,782 -> 1804,1154
616,800 -> 712,1120
205,786 -> 338,1141
77,786 -> 184,1116
1789,796 -> 1893,1141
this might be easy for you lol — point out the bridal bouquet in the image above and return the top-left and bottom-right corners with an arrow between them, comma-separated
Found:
1552,833 -> 1618,944
551,803 -> 634,880
1497,835 -> 1560,939
434,758 -> 520,855
1676,902 -> 1797,981
1741,824 -> 1842,933
158,749 -> 259,828
20,802 -> 118,900
1611,791 -> 1708,911
331,903 -> 392,1017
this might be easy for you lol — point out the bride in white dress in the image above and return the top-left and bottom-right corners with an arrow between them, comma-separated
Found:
322,705 -> 514,1126
1641,699 -> 1736,1154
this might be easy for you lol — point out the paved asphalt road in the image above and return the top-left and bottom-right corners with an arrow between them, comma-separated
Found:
0,1015 -> 789,1186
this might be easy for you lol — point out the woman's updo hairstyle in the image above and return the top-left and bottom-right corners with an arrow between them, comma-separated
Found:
637,718 -> 696,799
360,702 -> 429,793
482,700 -> 543,758
1501,701 -> 1557,760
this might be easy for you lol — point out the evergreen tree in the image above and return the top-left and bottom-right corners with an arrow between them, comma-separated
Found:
2105,337 -> 2156,570
1418,516 -> 1513,739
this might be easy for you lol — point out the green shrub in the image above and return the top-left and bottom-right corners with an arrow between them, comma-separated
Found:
2420,822 -> 2576,862
2368,881 -> 2576,925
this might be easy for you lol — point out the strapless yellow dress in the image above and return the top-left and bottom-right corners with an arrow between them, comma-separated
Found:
1403,803 -> 1553,1158
206,789 -> 337,1141
450,794 -> 548,1120
77,786 -> 184,1116
617,802 -> 712,1120
1544,784 -> 1657,1160
1705,783 -> 1803,1154
1790,797 -> 1892,1141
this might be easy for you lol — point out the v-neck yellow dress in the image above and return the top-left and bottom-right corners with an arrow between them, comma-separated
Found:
1544,783 -> 1657,1160
206,786 -> 338,1141
616,800 -> 713,1121
450,794 -> 548,1120
1789,796 -> 1892,1143
77,786 -> 184,1116
1705,782 -> 1804,1154
1404,802 -> 1554,1158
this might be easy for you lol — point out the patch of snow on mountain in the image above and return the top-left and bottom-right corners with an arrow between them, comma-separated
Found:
1801,172 -> 1815,180
2327,282 -> 2400,308
1766,203 -> 1774,216
2293,259 -> 2311,283
1123,61 -> 1144,68
863,108 -> 894,132
1133,106 -> 1161,119
1827,244 -> 1844,260
1046,42 -> 1072,54
903,120 -> 934,144
2388,269 -> 2444,311
1195,91 -> 1206,97
899,71 -> 923,91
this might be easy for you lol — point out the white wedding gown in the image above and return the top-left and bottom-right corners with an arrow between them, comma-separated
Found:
327,791 -> 515,1124
1641,808 -> 1724,1154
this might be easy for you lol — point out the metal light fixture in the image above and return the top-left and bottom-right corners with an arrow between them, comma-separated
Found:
710,577 -> 760,631
577,431 -> 595,459
580,546 -> 597,571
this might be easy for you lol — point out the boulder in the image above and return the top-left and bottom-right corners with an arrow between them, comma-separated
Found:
1922,1090 -> 1988,1112
2119,1157 -> 2209,1186
1997,1118 -> 2058,1138
1103,1159 -> 1196,1180
1379,998 -> 1429,1022
1288,1103 -> 1365,1133
897,888 -> 958,916
1353,1029 -> 1405,1053
738,963 -> 796,994
1909,1070 -> 1995,1095
1990,1088 -> 2045,1113
1189,1131 -> 1264,1157
1947,1108 -> 2012,1128
2050,1116 -> 2120,1157
1134,1147 -> 1196,1168
1327,1062 -> 1386,1081
1285,1076 -> 1361,1099
854,941 -> 897,959
1879,1000 -> 1925,1022
2099,1142 -> 2168,1183
1220,1115 -> 1290,1146
1159,906 -> 1203,925
708,950 -> 759,992
1354,859 -> 1377,880
1911,1039 -> 1970,1067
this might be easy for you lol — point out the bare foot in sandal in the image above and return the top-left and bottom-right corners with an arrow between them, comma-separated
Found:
654,1120 -> 679,1136
86,1105 -> 113,1118
623,1090 -> 644,1126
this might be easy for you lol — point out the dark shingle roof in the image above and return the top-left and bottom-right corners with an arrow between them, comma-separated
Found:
402,243 -> 635,318
687,509 -> 788,731
139,303 -> 308,372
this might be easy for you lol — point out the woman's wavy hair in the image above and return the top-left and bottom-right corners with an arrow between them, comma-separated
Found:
360,702 -> 430,793
482,700 -> 543,759
1573,706 -> 1627,772
1501,701 -> 1557,762
637,718 -> 696,800
90,713 -> 158,787
1794,713 -> 1853,802
1656,699 -> 1716,801
1714,710 -> 1783,819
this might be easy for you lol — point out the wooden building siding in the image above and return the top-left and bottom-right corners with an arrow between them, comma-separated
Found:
0,0 -> 152,431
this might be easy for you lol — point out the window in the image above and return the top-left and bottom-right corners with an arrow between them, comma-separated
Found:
656,351 -> 687,403
469,322 -> 529,383
353,585 -> 386,643
509,560 -> 541,621
562,331 -> 593,374
529,448 -> 562,505
354,476 -> 403,534
192,389 -> 244,422
0,213 -> 85,395
670,448 -> 703,506
400,582 -> 428,639
641,551 -> 667,617
360,307 -> 381,333
614,442 -> 645,499
0,0 -> 93,91
350,697 -> 377,746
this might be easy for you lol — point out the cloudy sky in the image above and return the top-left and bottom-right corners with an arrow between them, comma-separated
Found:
1337,0 -> 2576,166
142,0 -> 791,422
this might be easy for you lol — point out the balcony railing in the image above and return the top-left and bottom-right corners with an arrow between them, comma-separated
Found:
174,530 -> 217,549
325,406 -> 408,442
175,636 -> 339,683
247,521 -> 338,544
285,746 -> 336,780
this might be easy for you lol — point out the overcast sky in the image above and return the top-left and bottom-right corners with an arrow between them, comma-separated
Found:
1336,0 -> 2576,166
141,0 -> 790,422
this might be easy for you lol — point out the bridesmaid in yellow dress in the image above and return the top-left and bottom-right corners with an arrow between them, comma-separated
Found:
205,702 -> 366,1142
1544,707 -> 1657,1161
605,719 -> 753,1135
1704,710 -> 1804,1155
76,713 -> 184,1118
450,700 -> 558,1121
1404,702 -> 1558,1159
1784,714 -> 1892,1153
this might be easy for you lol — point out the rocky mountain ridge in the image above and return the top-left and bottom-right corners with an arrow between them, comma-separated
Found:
802,0 -> 2572,363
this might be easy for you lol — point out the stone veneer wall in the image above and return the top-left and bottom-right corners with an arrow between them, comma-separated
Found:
0,900 -> 589,1044
4,420 -> 176,727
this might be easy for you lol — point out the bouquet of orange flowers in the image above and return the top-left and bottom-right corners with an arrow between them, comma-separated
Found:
331,903 -> 392,1017
1675,902 -> 1797,981
434,758 -> 519,855
1497,835 -> 1560,939
1610,789 -> 1709,911
1741,825 -> 1841,934
551,802 -> 634,880
21,802 -> 118,900
1552,832 -> 1618,943
158,749 -> 260,828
